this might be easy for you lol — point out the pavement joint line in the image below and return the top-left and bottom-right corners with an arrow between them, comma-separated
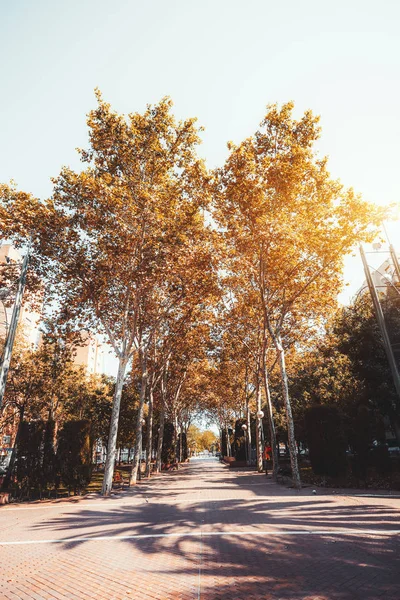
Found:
197,531 -> 203,600
1,528 -> 400,546
352,494 -> 400,498
0,497 -> 303,511
5,493 -> 400,512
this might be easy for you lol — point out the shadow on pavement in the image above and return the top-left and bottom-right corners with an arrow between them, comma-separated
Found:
29,460 -> 400,599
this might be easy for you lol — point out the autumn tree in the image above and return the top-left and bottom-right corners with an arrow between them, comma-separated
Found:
1,93 -> 210,494
215,102 -> 383,488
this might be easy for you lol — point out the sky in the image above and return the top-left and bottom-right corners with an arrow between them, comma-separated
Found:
1,0 -> 400,374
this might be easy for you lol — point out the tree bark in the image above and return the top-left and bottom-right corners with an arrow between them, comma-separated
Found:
179,423 -> 183,462
145,380 -> 154,477
155,367 -> 168,472
102,355 -> 129,495
155,401 -> 165,472
130,348 -> 148,485
274,331 -> 301,489
2,405 -> 24,490
262,340 -> 279,480
226,424 -> 231,457
245,394 -> 252,467
255,367 -> 264,472
173,411 -> 179,465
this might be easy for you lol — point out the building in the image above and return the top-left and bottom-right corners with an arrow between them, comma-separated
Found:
356,247 -> 399,301
0,244 -> 42,349
1,243 -> 108,375
74,332 -> 106,376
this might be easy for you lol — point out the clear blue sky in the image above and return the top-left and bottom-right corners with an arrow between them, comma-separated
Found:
1,0 -> 399,365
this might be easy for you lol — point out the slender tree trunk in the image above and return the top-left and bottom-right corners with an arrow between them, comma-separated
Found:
102,355 -> 129,496
255,368 -> 264,472
179,424 -> 183,463
226,424 -> 231,457
156,401 -> 165,472
2,405 -> 24,490
274,331 -> 301,489
130,349 -> 148,485
245,395 -> 252,467
156,373 -> 168,472
173,411 -> 179,465
145,382 -> 154,477
262,340 -> 279,480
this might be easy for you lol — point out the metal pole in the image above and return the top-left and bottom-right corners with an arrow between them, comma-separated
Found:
0,244 -> 31,408
360,245 -> 400,402
389,244 -> 400,284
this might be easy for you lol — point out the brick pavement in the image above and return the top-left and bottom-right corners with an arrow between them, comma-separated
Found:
0,457 -> 399,599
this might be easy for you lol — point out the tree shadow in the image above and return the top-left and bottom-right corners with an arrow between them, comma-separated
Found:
30,466 -> 400,599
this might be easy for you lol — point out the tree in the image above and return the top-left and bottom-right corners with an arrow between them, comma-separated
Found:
1,93 -> 210,494
215,102 -> 383,488
334,292 -> 400,440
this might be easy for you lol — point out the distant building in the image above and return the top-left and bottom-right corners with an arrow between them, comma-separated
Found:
356,251 -> 399,300
74,332 -> 106,376
0,243 -> 107,375
0,244 -> 42,349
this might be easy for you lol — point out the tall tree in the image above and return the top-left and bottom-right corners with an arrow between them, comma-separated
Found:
215,102 -> 383,488
1,93 -> 209,494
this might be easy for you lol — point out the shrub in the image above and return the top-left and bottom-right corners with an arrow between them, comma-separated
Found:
16,421 -> 45,498
57,420 -> 92,495
161,422 -> 175,465
232,419 -> 247,461
41,419 -> 58,493
305,405 -> 347,478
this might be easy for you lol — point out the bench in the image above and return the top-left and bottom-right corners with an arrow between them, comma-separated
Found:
163,462 -> 179,471
112,470 -> 130,489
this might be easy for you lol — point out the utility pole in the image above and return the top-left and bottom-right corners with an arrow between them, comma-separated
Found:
360,244 -> 400,402
0,245 -> 31,408
389,244 -> 400,284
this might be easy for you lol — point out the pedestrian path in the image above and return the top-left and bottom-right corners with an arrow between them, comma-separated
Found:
0,458 -> 399,599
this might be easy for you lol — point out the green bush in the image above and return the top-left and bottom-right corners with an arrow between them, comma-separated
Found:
41,419 -> 58,493
57,420 -> 92,495
232,419 -> 247,461
305,405 -> 347,478
161,422 -> 175,465
16,421 -> 45,498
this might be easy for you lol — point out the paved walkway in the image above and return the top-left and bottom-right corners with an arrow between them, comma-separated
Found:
0,457 -> 399,599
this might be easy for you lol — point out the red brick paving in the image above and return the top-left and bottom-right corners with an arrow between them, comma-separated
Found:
0,458 -> 399,599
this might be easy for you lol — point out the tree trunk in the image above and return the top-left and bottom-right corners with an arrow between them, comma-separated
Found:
130,349 -> 148,485
255,371 -> 263,472
173,411 -> 179,465
156,401 -> 165,472
274,331 -> 301,489
245,395 -> 252,467
2,405 -> 24,490
156,370 -> 168,473
179,424 -> 183,463
226,424 -> 231,457
262,341 -> 279,480
145,382 -> 154,477
102,355 -> 129,496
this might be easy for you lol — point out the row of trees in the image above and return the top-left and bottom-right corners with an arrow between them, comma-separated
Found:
0,93 -> 390,493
